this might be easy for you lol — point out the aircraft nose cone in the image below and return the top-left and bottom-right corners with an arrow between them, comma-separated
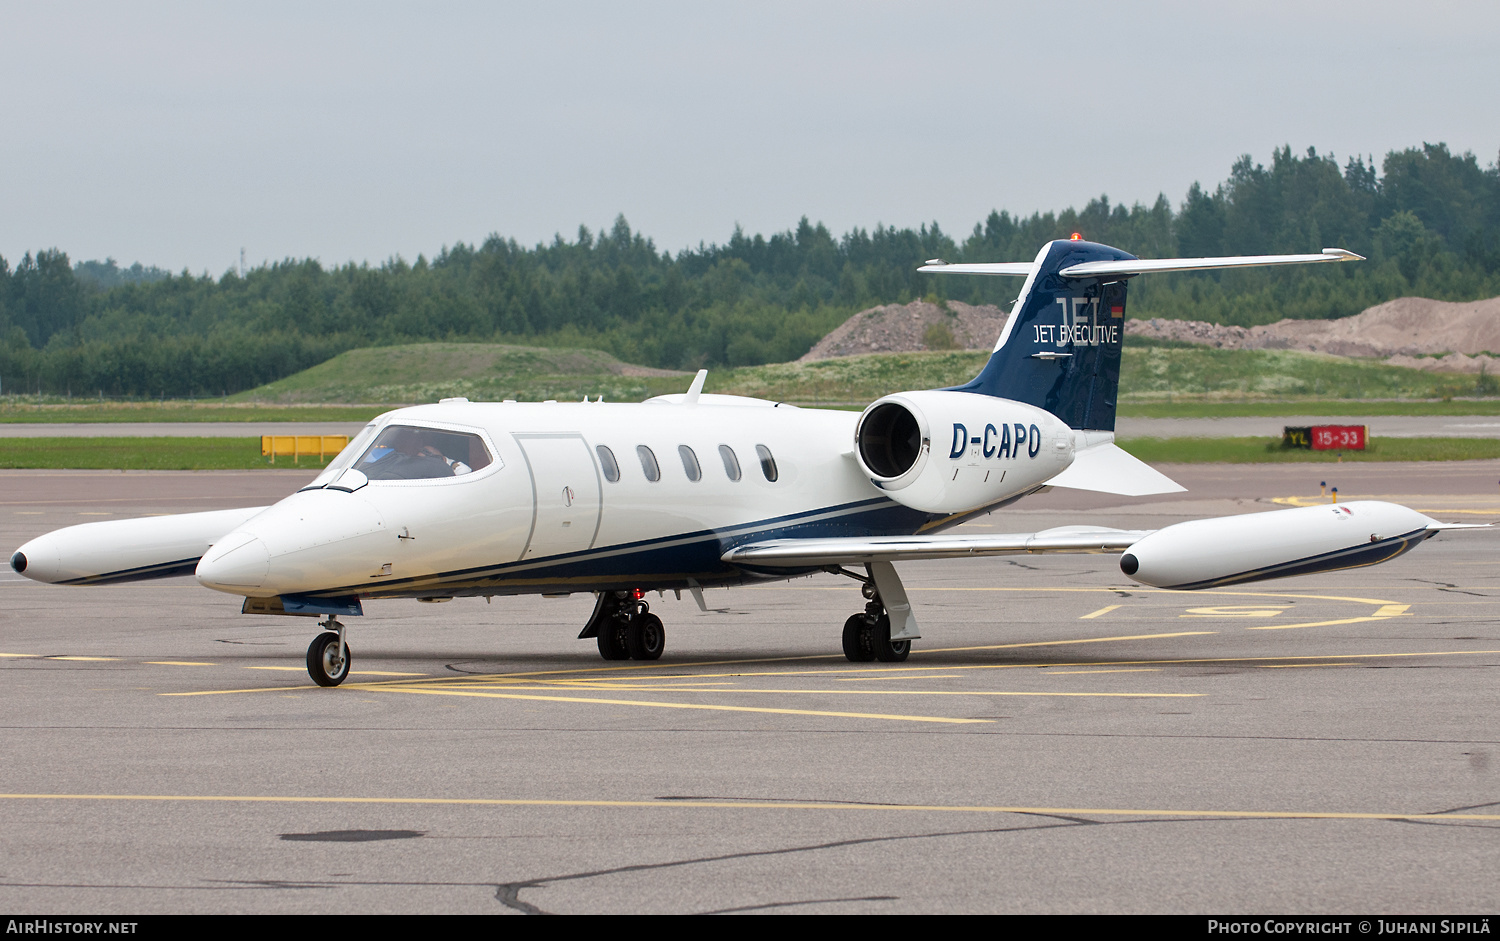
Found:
195,531 -> 270,592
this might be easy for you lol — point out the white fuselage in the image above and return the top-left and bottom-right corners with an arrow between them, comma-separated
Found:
190,395 -> 1072,602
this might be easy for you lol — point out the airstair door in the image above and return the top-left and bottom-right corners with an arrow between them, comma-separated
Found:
515,435 -> 602,561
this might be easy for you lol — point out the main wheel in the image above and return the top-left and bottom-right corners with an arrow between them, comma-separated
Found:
306,632 -> 352,686
626,613 -> 665,660
597,620 -> 630,660
842,614 -> 875,662
869,614 -> 910,663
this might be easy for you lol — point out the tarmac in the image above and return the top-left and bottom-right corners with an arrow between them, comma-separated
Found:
1,464 -> 1498,913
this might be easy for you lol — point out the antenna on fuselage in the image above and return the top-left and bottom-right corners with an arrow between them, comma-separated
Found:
682,369 -> 708,406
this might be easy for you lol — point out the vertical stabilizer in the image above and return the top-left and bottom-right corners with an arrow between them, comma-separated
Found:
945,239 -> 1135,431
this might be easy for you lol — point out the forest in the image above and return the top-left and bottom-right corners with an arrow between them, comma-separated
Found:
2,142 -> 1498,397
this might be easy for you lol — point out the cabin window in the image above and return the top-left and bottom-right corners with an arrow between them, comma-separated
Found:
719,444 -> 741,481
356,425 -> 493,481
678,445 -> 701,482
596,445 -> 620,483
755,444 -> 778,482
637,445 -> 661,482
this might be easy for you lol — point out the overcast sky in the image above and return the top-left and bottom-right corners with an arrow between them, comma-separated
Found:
4,1 -> 1498,274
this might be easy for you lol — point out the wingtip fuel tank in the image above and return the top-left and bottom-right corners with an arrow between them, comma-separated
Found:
1119,501 -> 1439,591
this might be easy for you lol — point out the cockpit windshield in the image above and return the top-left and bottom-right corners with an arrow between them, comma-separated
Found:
354,425 -> 494,481
301,422 -> 380,490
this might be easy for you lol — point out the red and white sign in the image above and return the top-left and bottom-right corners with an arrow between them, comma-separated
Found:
1310,425 -> 1367,450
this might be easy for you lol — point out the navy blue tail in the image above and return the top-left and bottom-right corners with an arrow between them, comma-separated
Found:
945,239 -> 1136,431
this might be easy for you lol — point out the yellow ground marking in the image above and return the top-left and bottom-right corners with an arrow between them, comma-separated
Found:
47,656 -> 118,662
246,666 -> 306,671
1079,604 -> 1122,619
894,587 -> 1405,607
919,631 -> 1218,654
1249,616 -> 1395,631
0,653 -> 35,658
1181,605 -> 1291,618
837,674 -> 963,681
1272,495 -> 1500,515
144,661 -> 217,666
14,511 -> 43,515
1045,668 -> 1160,675
351,671 -> 429,677
420,683 -> 1199,699
77,511 -> 111,516
1259,663 -> 1359,669
1,791 -> 1498,823
367,687 -> 990,724
164,644 -> 1500,698
1373,604 -> 1412,617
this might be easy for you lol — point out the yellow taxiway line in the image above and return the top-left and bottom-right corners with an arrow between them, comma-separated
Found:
364,686 -> 991,724
1,791 -> 1497,823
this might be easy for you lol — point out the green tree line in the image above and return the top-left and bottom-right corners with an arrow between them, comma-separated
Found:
3,142 -> 1498,397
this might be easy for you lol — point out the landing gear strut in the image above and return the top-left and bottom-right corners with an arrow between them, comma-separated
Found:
582,591 -> 665,661
306,616 -> 352,686
832,563 -> 918,663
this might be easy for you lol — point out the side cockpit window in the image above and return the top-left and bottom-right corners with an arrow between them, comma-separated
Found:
357,425 -> 493,481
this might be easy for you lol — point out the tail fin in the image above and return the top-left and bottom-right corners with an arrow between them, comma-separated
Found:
945,239 -> 1135,432
922,240 -> 1365,432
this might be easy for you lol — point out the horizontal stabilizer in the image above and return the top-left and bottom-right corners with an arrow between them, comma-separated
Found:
722,525 -> 1151,567
916,262 -> 1034,277
1044,443 -> 1186,496
1058,248 -> 1364,278
919,249 -> 1363,279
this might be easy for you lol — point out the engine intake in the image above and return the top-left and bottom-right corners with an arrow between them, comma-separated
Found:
853,391 -> 1073,515
858,401 -> 923,478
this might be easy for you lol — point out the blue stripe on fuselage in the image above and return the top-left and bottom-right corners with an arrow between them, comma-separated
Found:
316,497 -> 932,599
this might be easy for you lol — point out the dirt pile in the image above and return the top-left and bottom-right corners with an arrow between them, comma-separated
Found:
1126,296 -> 1500,373
807,294 -> 1500,374
800,300 -> 1006,361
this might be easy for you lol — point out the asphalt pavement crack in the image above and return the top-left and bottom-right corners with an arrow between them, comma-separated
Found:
489,815 -> 1193,914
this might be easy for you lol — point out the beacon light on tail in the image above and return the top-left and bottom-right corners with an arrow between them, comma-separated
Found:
1118,501 -> 1470,591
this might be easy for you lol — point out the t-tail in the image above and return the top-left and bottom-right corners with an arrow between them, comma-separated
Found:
921,239 -> 1366,432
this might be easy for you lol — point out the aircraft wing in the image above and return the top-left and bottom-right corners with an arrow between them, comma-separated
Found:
721,525 -> 1151,567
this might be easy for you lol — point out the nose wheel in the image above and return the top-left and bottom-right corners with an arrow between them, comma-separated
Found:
306,617 -> 352,686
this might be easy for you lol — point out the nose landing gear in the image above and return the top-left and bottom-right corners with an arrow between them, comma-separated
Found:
582,591 -> 665,661
306,616 -> 352,686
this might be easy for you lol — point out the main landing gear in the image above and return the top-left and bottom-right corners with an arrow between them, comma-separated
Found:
306,616 -> 352,686
831,562 -> 919,663
581,591 -> 665,661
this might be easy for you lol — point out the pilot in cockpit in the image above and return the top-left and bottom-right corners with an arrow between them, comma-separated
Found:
416,442 -> 472,475
360,428 -> 472,479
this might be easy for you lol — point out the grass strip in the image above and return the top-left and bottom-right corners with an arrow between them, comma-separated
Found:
0,404 -> 386,424
1116,400 -> 1500,418
0,437 -> 324,470
1118,436 -> 1500,463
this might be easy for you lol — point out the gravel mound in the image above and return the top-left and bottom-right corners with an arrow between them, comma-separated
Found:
1127,295 -> 1500,373
800,300 -> 1007,361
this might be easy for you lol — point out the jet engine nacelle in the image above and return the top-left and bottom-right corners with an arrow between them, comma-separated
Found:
1120,501 -> 1439,590
853,390 -> 1074,515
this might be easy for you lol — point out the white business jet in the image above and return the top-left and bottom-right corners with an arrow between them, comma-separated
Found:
12,238 -> 1470,686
